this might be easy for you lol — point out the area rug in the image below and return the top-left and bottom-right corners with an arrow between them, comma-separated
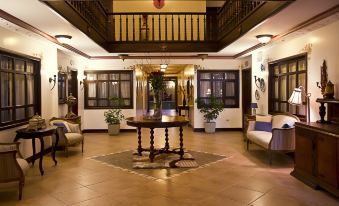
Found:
89,150 -> 230,180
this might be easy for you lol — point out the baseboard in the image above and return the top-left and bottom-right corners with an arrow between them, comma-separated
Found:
82,129 -> 136,133
25,147 -> 52,163
193,128 -> 242,132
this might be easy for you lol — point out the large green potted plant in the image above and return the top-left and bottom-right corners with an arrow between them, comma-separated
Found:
104,98 -> 125,135
196,96 -> 224,133
149,72 -> 166,119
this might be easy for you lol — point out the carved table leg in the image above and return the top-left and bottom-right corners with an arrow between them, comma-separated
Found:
319,102 -> 326,123
149,128 -> 155,162
164,127 -> 169,152
179,126 -> 184,159
32,138 -> 36,166
137,127 -> 142,156
38,137 -> 44,176
52,131 -> 59,165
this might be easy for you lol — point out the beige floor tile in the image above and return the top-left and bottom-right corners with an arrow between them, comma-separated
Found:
51,187 -> 102,205
218,185 -> 264,204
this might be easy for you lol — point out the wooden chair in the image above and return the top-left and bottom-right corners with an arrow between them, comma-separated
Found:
0,142 -> 29,200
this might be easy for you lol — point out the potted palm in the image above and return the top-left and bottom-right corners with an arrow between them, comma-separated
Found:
104,98 -> 125,135
196,96 -> 224,133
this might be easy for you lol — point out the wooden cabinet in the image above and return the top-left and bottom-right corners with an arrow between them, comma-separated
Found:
292,122 -> 339,197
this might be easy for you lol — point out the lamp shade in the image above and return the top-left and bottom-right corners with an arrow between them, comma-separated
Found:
250,103 -> 258,108
256,34 -> 273,44
288,87 -> 302,105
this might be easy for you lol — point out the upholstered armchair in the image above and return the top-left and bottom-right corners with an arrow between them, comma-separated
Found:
0,142 -> 29,200
246,114 -> 300,164
49,117 -> 84,156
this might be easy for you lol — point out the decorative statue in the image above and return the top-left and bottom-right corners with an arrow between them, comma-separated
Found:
316,60 -> 328,96
324,80 -> 335,99
65,93 -> 77,118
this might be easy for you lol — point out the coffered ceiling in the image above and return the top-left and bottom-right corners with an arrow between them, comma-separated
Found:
0,0 -> 338,58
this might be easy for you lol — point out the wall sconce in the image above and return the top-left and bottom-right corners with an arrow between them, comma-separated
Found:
254,76 -> 265,92
118,54 -> 129,61
256,34 -> 273,44
55,35 -> 72,45
79,75 -> 87,90
49,75 -> 56,90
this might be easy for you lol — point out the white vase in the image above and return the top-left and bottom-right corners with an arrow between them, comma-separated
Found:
108,124 -> 120,136
204,122 -> 216,133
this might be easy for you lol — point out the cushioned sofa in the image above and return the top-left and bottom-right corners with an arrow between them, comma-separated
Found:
246,114 -> 300,164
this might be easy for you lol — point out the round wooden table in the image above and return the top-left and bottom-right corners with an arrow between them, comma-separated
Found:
126,116 -> 189,162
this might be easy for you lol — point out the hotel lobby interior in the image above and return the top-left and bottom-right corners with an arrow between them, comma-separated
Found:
0,0 -> 339,205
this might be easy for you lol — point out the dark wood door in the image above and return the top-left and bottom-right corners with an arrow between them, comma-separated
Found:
68,70 -> 78,115
295,127 -> 314,175
316,134 -> 338,187
242,69 -> 251,128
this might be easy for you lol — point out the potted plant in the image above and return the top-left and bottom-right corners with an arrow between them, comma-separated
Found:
149,72 -> 166,119
196,96 -> 224,133
104,98 -> 125,135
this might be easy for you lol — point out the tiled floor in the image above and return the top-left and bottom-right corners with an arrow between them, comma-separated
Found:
0,127 -> 338,206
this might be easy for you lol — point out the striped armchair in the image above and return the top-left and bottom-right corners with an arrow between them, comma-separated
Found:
0,142 -> 29,200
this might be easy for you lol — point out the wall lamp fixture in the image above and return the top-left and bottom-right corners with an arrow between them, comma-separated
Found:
49,75 -> 57,90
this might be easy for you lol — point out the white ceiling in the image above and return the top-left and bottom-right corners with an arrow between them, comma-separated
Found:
0,0 -> 338,57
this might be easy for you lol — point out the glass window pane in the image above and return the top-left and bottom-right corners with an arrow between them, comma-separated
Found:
274,66 -> 279,75
213,81 -> 223,97
26,62 -> 34,73
280,76 -> 287,101
27,75 -> 34,104
274,102 -> 279,112
116,99 -> 130,106
15,60 -> 25,72
225,82 -> 235,97
298,105 -> 306,116
274,78 -> 279,99
280,64 -> 287,74
98,100 -> 108,106
289,104 -> 297,114
289,74 -> 296,98
298,60 -> 306,71
225,99 -> 235,106
121,81 -> 131,98
109,82 -> 119,98
289,62 -> 296,72
98,82 -> 108,98
212,73 -> 224,79
16,108 -> 25,120
98,74 -> 108,80
15,74 -> 25,106
1,110 -> 12,123
200,73 -> 211,79
199,81 -> 211,97
120,73 -> 130,80
110,74 -> 119,80
28,107 -> 35,117
86,74 -> 96,80
280,103 -> 287,112
1,72 -> 13,107
88,100 -> 97,106
1,57 -> 13,70
88,82 -> 96,98
298,73 -> 306,102
225,73 -> 235,80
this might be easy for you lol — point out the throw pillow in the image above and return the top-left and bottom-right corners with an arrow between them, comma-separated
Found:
53,122 -> 68,133
282,123 -> 291,128
255,121 -> 272,132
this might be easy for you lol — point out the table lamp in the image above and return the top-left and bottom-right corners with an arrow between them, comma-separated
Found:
288,86 -> 311,122
250,103 -> 258,115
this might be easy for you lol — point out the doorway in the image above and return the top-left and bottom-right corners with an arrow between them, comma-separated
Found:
242,68 -> 252,126
68,69 -> 78,115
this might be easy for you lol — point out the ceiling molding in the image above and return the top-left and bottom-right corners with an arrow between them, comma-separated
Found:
89,55 -> 234,60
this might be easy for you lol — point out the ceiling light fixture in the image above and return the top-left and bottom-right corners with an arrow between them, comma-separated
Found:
55,35 -> 72,44
160,64 -> 168,69
160,68 -> 166,72
256,34 -> 273,44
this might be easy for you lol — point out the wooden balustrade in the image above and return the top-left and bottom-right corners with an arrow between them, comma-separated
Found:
108,13 -> 208,42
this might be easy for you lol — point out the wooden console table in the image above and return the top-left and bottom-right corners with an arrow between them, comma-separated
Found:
126,116 -> 189,162
14,127 -> 59,176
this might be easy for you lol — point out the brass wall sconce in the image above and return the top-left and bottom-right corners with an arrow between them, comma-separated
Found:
79,75 -> 87,90
49,75 -> 56,90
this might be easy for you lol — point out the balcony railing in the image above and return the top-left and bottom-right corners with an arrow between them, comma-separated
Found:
108,13 -> 210,42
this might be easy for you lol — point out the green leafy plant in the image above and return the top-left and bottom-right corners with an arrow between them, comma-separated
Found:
196,96 -> 224,123
104,98 -> 125,125
149,71 -> 166,91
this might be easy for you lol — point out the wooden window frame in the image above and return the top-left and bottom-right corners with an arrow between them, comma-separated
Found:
84,70 -> 133,109
0,50 -> 41,131
197,70 -> 240,108
268,53 -> 307,119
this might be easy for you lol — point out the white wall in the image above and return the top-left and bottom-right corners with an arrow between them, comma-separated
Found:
0,27 -> 59,158
250,19 -> 339,122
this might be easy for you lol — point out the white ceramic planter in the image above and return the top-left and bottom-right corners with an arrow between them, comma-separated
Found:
108,124 -> 120,136
204,122 -> 216,133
